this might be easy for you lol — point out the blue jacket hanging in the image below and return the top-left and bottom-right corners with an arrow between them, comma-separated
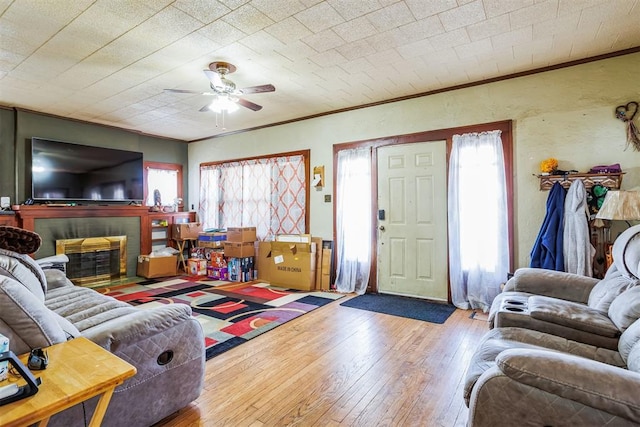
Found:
530,181 -> 566,270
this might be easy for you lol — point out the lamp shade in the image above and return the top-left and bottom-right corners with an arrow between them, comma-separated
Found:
595,191 -> 640,220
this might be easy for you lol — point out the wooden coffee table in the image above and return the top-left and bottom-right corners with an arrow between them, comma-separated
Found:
0,337 -> 136,427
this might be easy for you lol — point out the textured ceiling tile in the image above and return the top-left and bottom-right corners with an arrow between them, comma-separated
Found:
405,0 -> 457,20
438,0 -> 487,31
429,28 -> 471,50
483,0 -> 535,19
397,16 -> 446,43
466,14 -> 510,41
509,0 -> 559,29
241,29 -> 288,54
173,0 -> 231,23
455,38 -> 494,59
222,4 -> 274,34
396,38 -> 435,59
294,2 -> 345,32
274,40 -> 318,61
309,49 -> 348,67
265,16 -> 313,43
532,13 -> 579,38
198,20 -> 248,45
333,16 -> 378,43
336,39 -> 377,61
303,29 -> 345,52
251,0 -> 307,21
366,2 -> 415,32
492,25 -> 533,50
327,0 -> 383,21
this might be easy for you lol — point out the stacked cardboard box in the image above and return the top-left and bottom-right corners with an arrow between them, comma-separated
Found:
257,235 -> 333,291
224,227 -> 257,282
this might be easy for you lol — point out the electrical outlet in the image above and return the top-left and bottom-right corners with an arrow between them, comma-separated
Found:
0,197 -> 9,208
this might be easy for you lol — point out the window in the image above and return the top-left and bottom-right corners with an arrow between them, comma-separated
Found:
199,151 -> 309,241
144,162 -> 183,208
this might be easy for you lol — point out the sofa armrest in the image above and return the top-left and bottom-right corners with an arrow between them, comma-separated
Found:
496,348 -> 640,423
80,303 -> 196,351
503,268 -> 599,303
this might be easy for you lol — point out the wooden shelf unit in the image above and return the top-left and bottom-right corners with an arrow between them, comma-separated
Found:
11,205 -> 195,255
538,172 -> 624,191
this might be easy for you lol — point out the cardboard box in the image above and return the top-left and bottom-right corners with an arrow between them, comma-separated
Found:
188,258 -> 208,276
224,241 -> 255,258
0,333 -> 8,381
312,237 -> 323,290
226,227 -> 257,242
172,223 -> 203,240
269,241 -> 316,291
137,255 -> 178,279
197,231 -> 226,249
257,241 -> 272,282
321,248 -> 332,290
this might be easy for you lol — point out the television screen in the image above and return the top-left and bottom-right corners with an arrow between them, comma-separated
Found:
31,137 -> 144,202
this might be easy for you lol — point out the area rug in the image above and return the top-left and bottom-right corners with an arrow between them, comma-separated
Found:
340,293 -> 456,324
102,277 -> 343,359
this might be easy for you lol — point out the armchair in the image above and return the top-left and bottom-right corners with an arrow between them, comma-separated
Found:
464,311 -> 640,426
488,224 -> 640,350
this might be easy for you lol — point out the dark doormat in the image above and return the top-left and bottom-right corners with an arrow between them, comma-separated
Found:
340,293 -> 456,324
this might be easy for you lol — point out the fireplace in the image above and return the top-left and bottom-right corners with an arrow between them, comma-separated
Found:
56,236 -> 127,286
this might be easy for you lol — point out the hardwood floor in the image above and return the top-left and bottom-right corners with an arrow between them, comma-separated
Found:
155,295 -> 490,427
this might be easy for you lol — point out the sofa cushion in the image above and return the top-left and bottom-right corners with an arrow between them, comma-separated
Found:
609,286 -> 640,334
0,249 -> 47,300
588,272 -> 638,312
529,295 -> 620,337
0,277 -> 70,355
620,319 -> 640,369
45,285 -> 137,333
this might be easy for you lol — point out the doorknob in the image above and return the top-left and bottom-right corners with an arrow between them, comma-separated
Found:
379,225 -> 385,231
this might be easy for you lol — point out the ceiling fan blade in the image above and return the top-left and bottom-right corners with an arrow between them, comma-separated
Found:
165,88 -> 215,96
240,84 -> 275,94
203,69 -> 223,87
237,98 -> 263,111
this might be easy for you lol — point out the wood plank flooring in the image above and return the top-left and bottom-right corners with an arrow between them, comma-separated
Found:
154,294 -> 490,427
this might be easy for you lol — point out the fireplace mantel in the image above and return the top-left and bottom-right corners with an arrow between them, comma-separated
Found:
13,205 -> 160,256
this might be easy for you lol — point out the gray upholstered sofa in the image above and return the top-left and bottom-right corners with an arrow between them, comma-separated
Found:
488,224 -> 640,350
464,224 -> 640,426
0,226 -> 205,427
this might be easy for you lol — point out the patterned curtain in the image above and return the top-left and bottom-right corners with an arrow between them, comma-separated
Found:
199,155 -> 305,240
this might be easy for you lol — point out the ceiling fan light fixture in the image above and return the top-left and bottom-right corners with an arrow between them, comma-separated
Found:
208,94 -> 239,113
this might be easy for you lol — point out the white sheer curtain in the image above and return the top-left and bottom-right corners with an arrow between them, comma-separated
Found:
448,131 -> 509,311
335,147 -> 372,294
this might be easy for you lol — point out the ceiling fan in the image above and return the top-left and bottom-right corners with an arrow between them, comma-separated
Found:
165,61 -> 275,112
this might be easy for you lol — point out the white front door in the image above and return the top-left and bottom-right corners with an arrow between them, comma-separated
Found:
376,141 -> 448,300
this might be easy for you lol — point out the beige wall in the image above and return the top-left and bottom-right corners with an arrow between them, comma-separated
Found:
189,52 -> 640,269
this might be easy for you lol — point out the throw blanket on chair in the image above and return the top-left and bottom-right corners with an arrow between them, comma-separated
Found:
563,179 -> 595,276
530,182 -> 566,271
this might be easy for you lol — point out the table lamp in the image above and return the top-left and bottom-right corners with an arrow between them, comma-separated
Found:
595,190 -> 640,244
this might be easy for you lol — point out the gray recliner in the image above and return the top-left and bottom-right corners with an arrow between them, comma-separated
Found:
464,312 -> 640,426
0,226 -> 205,427
488,224 -> 640,350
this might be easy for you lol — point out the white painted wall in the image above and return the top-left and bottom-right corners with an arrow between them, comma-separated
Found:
189,52 -> 640,269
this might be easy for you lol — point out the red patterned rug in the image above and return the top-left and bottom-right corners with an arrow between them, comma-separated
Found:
101,276 -> 343,359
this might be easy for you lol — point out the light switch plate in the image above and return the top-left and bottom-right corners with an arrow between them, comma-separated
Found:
0,197 -> 10,208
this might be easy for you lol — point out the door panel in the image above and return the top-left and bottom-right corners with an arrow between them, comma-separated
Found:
377,141 -> 447,300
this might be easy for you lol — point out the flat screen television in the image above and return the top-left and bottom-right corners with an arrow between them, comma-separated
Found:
31,137 -> 144,203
